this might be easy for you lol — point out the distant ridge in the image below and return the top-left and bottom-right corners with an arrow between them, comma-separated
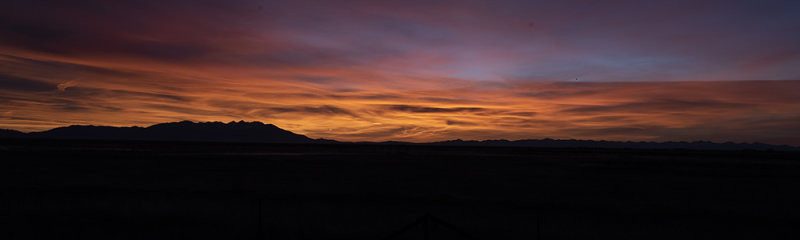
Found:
424,139 -> 800,151
0,121 -> 797,150
0,121 -> 318,143
0,129 -> 25,138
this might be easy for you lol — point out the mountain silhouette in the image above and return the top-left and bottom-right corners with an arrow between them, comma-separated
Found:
0,121 -> 316,143
427,139 -> 799,151
0,129 -> 25,138
0,121 -> 797,150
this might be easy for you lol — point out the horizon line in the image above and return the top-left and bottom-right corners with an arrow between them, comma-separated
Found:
1,120 -> 797,148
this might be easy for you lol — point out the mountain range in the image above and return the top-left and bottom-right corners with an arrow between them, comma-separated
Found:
0,121 -> 315,143
1,121 -> 797,151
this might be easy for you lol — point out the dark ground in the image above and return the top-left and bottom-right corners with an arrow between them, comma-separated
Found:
1,139 -> 799,239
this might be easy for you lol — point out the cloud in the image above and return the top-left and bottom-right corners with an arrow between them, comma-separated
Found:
266,105 -> 358,117
1,1 -> 800,144
505,111 -> 537,117
4,0 -> 799,82
445,120 -> 478,126
145,104 -> 224,116
561,99 -> 752,114
2,52 -> 799,144
0,73 -> 54,92
386,105 -> 486,113
519,89 -> 602,100
57,80 -> 77,91
0,54 -> 140,78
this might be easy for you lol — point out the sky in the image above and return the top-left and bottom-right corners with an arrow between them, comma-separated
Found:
1,0 -> 800,145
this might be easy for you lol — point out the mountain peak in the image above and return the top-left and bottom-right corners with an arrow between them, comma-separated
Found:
1,121 -> 798,151
2,121 -> 315,143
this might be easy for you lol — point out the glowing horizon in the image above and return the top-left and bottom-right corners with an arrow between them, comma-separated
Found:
2,0 -> 799,145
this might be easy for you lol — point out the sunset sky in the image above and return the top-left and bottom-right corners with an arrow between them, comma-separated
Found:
1,0 -> 799,144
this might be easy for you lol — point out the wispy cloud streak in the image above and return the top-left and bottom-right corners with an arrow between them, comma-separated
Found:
1,0 -> 799,144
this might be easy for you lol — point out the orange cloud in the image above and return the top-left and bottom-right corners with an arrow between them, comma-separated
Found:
1,52 -> 799,144
2,1 -> 800,145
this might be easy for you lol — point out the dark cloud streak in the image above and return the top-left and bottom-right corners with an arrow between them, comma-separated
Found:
0,73 -> 54,92
387,105 -> 486,113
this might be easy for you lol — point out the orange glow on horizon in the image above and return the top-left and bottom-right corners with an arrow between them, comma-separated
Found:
2,52 -> 799,145
2,1 -> 800,145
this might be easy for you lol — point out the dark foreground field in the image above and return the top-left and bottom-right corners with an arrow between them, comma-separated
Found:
2,140 -> 799,239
